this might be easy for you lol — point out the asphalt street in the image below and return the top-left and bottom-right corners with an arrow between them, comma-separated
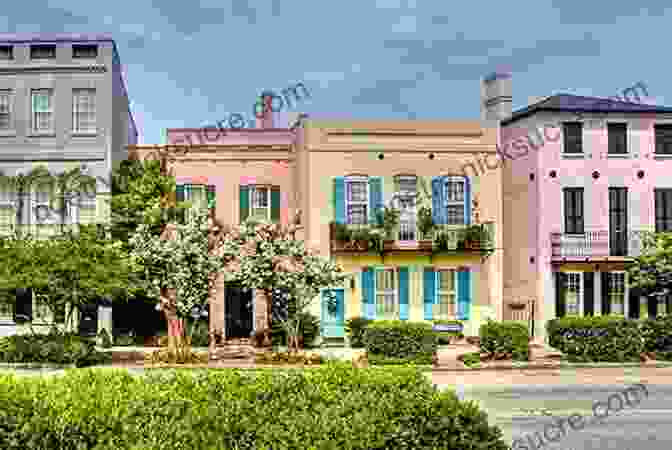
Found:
434,382 -> 672,450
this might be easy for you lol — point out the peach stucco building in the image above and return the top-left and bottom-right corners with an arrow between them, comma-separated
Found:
128,97 -> 505,341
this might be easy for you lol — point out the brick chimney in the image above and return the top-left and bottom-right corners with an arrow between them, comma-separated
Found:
481,71 -> 512,122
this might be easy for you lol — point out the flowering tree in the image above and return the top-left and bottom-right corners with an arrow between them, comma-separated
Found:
128,208 -> 226,352
214,218 -> 348,352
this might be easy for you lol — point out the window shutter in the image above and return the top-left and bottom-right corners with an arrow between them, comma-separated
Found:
206,185 -> 216,209
583,272 -> 594,316
333,177 -> 345,224
398,267 -> 409,320
556,272 -> 566,318
464,176 -> 471,225
431,177 -> 442,225
369,176 -> 383,225
175,184 -> 185,202
13,288 -> 32,323
629,287 -> 640,319
239,185 -> 249,222
457,268 -> 471,320
361,268 -> 375,319
423,267 -> 435,320
601,272 -> 611,315
270,186 -> 280,222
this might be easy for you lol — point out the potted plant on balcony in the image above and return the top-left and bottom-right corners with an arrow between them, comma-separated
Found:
417,206 -> 435,249
459,225 -> 489,250
375,206 -> 400,248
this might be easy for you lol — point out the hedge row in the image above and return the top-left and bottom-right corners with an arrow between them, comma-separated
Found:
479,320 -> 529,361
362,320 -> 438,364
0,330 -> 110,367
0,365 -> 508,449
547,315 -> 672,362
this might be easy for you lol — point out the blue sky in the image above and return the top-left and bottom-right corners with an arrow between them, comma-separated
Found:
3,0 -> 670,144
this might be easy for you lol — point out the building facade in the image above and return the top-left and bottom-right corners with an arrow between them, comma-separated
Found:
130,99 -> 505,341
0,33 -> 137,337
491,73 -> 672,338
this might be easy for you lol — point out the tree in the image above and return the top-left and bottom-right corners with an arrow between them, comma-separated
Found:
0,225 -> 141,332
627,231 -> 672,299
215,217 -> 348,353
128,208 -> 227,353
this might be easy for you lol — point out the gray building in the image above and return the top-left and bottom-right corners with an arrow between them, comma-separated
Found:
0,33 -> 137,338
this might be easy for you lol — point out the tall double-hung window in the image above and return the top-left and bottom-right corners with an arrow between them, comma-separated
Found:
346,176 -> 368,225
436,269 -> 457,318
375,268 -> 397,320
445,177 -> 465,225
395,175 -> 417,240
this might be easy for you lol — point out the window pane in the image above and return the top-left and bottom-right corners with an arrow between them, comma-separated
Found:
347,205 -> 367,224
438,270 -> 454,291
565,273 -> 581,314
446,181 -> 464,202
446,205 -> 464,225
348,182 -> 367,203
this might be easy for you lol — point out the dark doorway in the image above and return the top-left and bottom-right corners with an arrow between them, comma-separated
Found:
609,187 -> 628,256
78,303 -> 98,336
113,296 -> 166,340
225,284 -> 253,338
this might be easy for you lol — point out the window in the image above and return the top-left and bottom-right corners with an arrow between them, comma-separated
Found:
72,44 -> 98,59
375,269 -> 397,319
655,125 -> 672,155
608,123 -> 627,154
346,176 -> 368,225
445,177 -> 465,225
77,189 -> 97,224
565,272 -> 582,315
32,191 -> 57,225
30,44 -> 56,59
395,175 -> 417,240
31,89 -> 54,133
655,189 -> 672,232
0,190 -> 17,231
0,46 -> 13,60
72,89 -> 96,133
436,269 -> 457,318
0,90 -> 11,130
608,272 -> 626,315
250,186 -> 270,220
564,188 -> 584,234
563,122 -> 583,154
32,290 -> 52,323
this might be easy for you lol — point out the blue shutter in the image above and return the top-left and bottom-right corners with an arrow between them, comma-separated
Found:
423,267 -> 435,320
458,268 -> 471,320
362,268 -> 376,319
333,177 -> 345,224
369,176 -> 383,225
464,176 -> 471,225
432,177 -> 442,225
398,267 -> 409,320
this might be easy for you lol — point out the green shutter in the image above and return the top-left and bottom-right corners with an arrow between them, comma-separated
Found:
457,269 -> 471,320
206,185 -> 216,209
239,186 -> 249,222
333,177 -> 345,224
362,268 -> 375,320
423,267 -> 435,320
271,186 -> 280,222
399,267 -> 409,320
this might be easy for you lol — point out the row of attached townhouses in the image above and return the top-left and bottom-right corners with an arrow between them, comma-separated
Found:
2,34 -> 672,343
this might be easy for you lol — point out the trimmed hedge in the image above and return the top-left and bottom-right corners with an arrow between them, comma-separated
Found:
641,315 -> 672,360
479,320 -> 529,361
547,315 -> 644,362
0,330 -> 110,367
345,317 -> 373,348
0,365 -> 508,449
362,320 -> 438,364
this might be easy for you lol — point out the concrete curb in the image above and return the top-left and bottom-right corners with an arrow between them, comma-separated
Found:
431,361 -> 672,372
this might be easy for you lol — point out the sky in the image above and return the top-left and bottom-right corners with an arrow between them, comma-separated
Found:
2,0 -> 670,144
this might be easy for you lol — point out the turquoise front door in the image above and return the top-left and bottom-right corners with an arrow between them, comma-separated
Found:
321,289 -> 345,337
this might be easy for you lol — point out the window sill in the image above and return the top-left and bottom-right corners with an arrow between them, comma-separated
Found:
27,133 -> 56,138
607,153 -> 630,159
653,154 -> 672,160
0,130 -> 16,137
561,153 -> 586,159
70,131 -> 98,137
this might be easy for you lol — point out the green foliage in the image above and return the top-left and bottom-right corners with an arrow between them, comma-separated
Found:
145,347 -> 209,365
367,353 -> 433,365
461,351 -> 482,368
362,320 -> 438,364
113,332 -> 136,347
0,330 -> 110,367
417,206 -> 435,239
432,319 -> 465,345
98,329 -> 113,349
345,317 -> 373,348
254,351 -> 323,365
186,319 -> 210,347
271,312 -> 320,348
0,365 -> 508,449
627,231 -> 672,295
374,205 -> 400,239
640,315 -> 672,360
479,320 -> 529,361
546,315 -> 644,362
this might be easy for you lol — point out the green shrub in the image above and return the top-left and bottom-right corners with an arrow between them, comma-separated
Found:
362,320 -> 438,364
368,353 -> 433,365
345,316 -> 373,348
0,330 -> 110,367
271,312 -> 321,348
641,315 -> 672,360
479,319 -> 529,361
0,364 -> 508,449
461,351 -> 481,368
187,319 -> 210,347
113,331 -> 136,346
98,329 -> 113,348
432,319 -> 464,345
546,315 -> 644,362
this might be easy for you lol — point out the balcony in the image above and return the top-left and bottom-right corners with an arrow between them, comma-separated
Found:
329,221 -> 495,255
550,229 -> 650,261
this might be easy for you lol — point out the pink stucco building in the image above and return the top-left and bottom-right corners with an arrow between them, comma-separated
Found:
484,72 -> 672,338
